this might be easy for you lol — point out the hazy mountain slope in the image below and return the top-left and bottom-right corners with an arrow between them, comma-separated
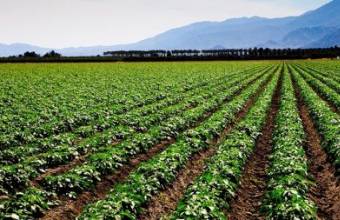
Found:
256,40 -> 284,49
122,0 -> 340,49
0,43 -> 126,57
56,45 -> 124,56
127,0 -> 340,50
126,17 -> 296,49
305,28 -> 340,48
281,27 -> 334,48
0,0 -> 339,56
0,43 -> 51,57
289,0 -> 340,28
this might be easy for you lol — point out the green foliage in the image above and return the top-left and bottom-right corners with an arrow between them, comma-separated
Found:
0,61 -> 337,220
169,66 -> 280,219
261,66 -> 317,220
78,65 -> 275,219
290,64 -> 340,174
0,188 -> 58,219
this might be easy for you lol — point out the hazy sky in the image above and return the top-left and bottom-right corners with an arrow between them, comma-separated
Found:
0,0 -> 331,48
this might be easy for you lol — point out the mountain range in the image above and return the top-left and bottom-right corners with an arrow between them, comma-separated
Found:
1,0 -> 340,57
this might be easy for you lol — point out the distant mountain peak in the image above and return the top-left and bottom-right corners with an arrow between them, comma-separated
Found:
291,0 -> 340,27
0,0 -> 339,56
212,45 -> 225,50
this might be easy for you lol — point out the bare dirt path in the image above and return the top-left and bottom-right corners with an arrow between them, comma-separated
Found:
40,71 -> 271,220
293,76 -> 340,220
40,139 -> 174,220
33,70 -> 271,186
138,72 -> 276,220
226,71 -> 283,220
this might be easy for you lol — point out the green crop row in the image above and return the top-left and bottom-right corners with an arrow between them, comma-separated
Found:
261,65 -> 317,219
41,68 -> 273,198
0,65 -> 273,219
296,64 -> 340,94
0,66 -> 270,197
299,61 -> 340,83
1,61 -> 338,220
295,65 -> 340,111
169,65 -> 280,220
290,65 -> 340,174
0,65 -> 269,166
0,62 -> 261,148
77,64 -> 278,220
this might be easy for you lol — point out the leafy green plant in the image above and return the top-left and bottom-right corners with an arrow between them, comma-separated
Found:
290,64 -> 340,174
261,66 -> 317,220
78,65 -> 277,219
170,66 -> 280,220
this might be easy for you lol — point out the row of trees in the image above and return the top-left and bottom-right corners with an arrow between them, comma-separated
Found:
104,47 -> 340,60
14,50 -> 62,58
2,47 -> 339,62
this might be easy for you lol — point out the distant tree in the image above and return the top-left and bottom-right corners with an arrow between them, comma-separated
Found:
43,50 -> 61,58
167,51 -> 172,57
100,46 -> 340,61
23,51 -> 40,58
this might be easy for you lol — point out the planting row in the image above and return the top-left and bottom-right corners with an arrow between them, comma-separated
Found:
295,65 -> 340,111
0,65 -> 269,165
0,62 -> 261,148
261,66 -> 317,219
169,64 -> 281,219
41,68 -> 273,198
78,63 -> 280,220
290,65 -> 340,174
0,66 -> 271,197
296,64 -> 340,94
300,61 -> 340,83
0,67 -> 275,219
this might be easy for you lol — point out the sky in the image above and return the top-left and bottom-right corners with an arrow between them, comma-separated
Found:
0,0 -> 331,48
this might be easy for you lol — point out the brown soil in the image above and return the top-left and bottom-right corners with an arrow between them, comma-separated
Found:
22,79 -> 212,183
15,66 -> 251,154
31,154 -> 88,187
40,139 -> 174,220
227,69 -> 283,220
31,140 -> 121,187
138,70 -> 276,220
39,70 -> 272,220
30,99 -> 195,186
32,69 -> 269,186
293,76 -> 340,220
138,145 -> 217,220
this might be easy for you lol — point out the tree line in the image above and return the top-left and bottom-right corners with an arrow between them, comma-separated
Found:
11,50 -> 62,58
1,47 -> 339,62
103,47 -> 340,60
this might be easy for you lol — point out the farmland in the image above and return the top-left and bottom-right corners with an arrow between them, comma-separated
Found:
0,60 -> 339,220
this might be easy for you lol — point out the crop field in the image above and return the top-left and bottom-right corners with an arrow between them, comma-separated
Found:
0,60 -> 339,220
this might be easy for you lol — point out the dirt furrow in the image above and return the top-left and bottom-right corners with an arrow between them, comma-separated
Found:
293,77 -> 340,220
39,72 -> 272,220
295,65 -> 339,114
138,72 -> 275,220
32,71 -> 271,186
31,154 -> 88,187
30,140 -> 122,186
40,139 -> 175,220
138,144 -> 217,220
227,70 -> 283,220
